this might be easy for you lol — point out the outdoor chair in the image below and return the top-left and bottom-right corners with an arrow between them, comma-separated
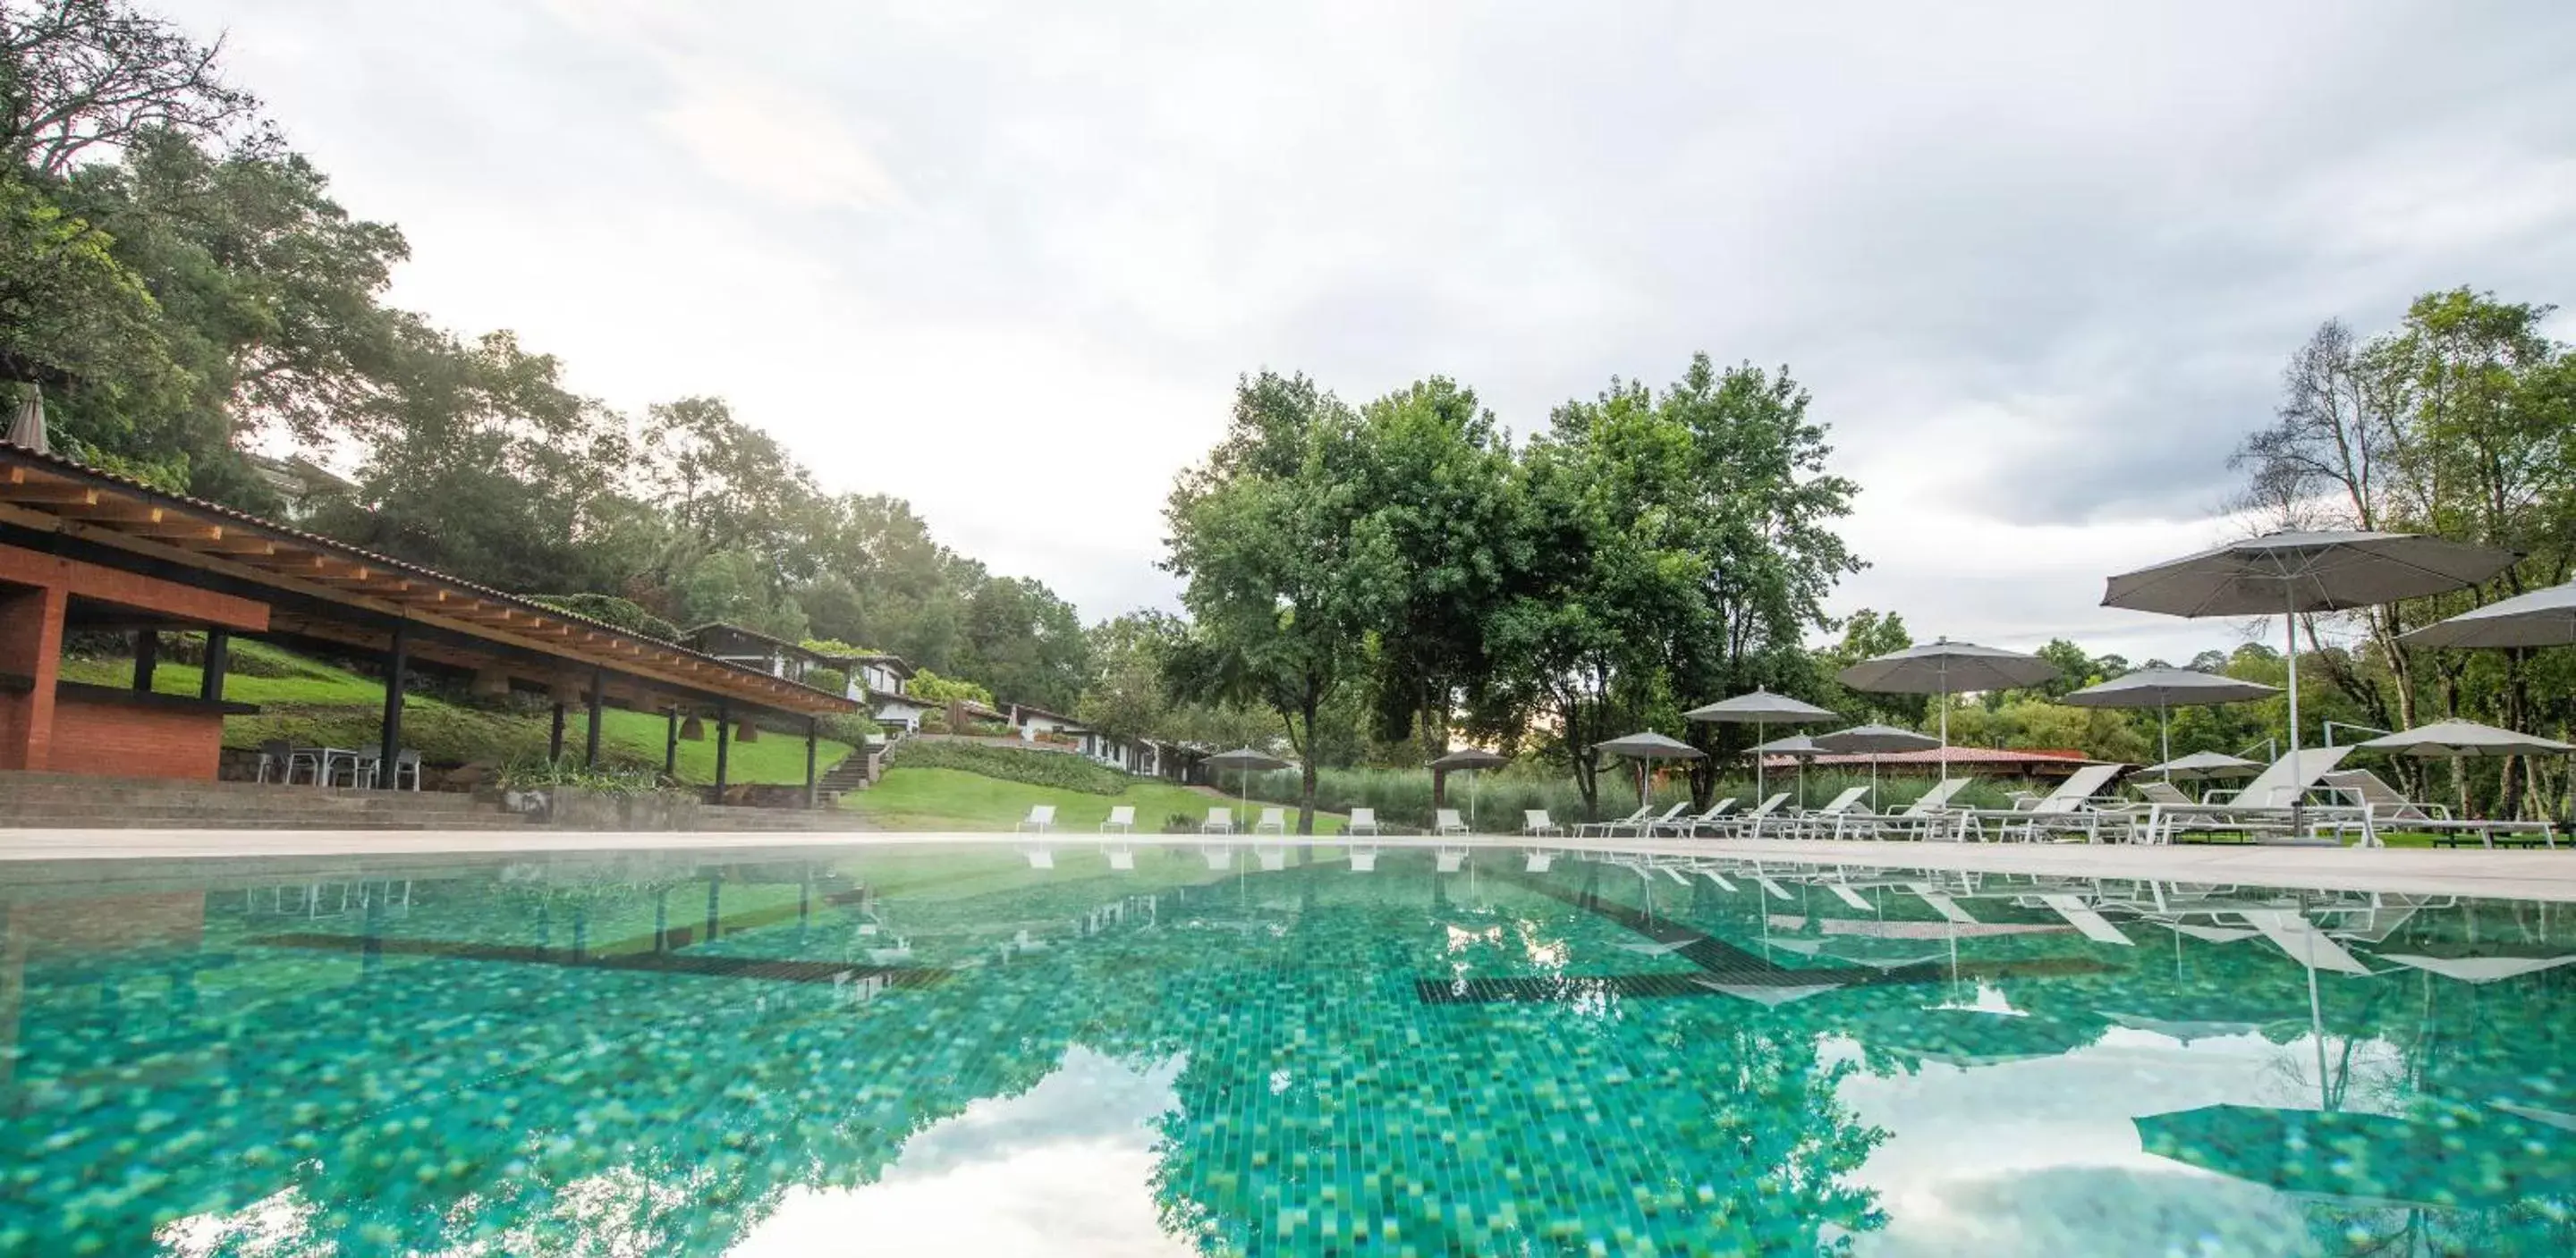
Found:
1785,787 -> 1871,838
1653,798 -> 1735,837
1346,807 -> 1380,836
1200,806 -> 1236,834
1816,779 -> 1969,840
2135,747 -> 2364,846
2321,768 -> 2558,849
1433,807 -> 1469,836
1522,809 -> 1564,837
1950,764 -> 2129,843
1252,806 -> 1288,835
1575,805 -> 1655,838
1100,805 -> 1136,833
1013,804 -> 1056,833
1701,792 -> 1791,837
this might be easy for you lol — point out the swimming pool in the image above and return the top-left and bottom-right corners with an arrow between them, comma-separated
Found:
3,842 -> 2571,1255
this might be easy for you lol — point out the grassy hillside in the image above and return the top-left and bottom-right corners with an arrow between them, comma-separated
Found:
846,765 -> 1357,833
58,643 -> 848,786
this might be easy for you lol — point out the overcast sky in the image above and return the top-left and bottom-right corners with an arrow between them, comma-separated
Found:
164,1 -> 2576,662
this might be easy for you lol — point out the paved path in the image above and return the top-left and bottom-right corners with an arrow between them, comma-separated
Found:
3,829 -> 2570,900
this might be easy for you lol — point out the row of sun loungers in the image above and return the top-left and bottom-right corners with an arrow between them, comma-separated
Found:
1004,749 -> 2555,848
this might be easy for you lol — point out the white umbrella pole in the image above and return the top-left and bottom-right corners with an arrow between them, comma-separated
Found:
2160,698 -> 2172,782
2284,586 -> 2301,760
1469,769 -> 1479,834
1937,659 -> 1952,791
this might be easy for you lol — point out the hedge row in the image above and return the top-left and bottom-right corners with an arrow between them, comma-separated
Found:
883,739 -> 1136,795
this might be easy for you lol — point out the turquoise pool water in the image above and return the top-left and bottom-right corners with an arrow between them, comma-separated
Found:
3,843 -> 2572,1256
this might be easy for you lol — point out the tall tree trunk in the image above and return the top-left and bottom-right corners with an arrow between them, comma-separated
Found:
1296,696 -> 1318,835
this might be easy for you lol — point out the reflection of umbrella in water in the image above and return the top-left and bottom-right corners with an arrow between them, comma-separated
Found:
1428,747 -> 1508,834
1589,730 -> 1706,812
2060,669 -> 2277,780
1692,976 -> 1848,1007
2097,1010 -> 2264,1044
1685,688 -> 1837,806
1204,747 -> 1290,828
2372,952 -> 2576,984
1811,723 -> 1939,812
2134,1103 -> 2575,1211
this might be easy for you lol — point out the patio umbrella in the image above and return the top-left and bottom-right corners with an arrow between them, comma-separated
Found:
2059,668 -> 2279,778
2135,1102 -> 2572,1211
2400,578 -> 2576,649
1204,747 -> 1289,826
2357,719 -> 2575,759
1686,688 -> 1837,805
1813,723 -> 1940,812
4,384 -> 45,453
1589,730 -> 1705,812
1837,640 -> 2057,790
2373,952 -> 2576,984
1750,732 -> 1826,806
1428,747 -> 1508,833
2103,530 -> 2516,762
2140,750 -> 2263,781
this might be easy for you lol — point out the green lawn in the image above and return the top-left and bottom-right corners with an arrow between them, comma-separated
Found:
57,646 -> 848,786
845,766 -> 1357,833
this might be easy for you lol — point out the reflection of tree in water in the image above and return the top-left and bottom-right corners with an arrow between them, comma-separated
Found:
1133,865 -> 1886,1255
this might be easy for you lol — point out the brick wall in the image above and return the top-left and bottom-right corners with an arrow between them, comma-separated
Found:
48,695 -> 225,781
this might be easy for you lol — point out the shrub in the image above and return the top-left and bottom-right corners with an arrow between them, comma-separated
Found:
805,665 -> 849,697
885,739 -> 1133,795
817,712 -> 881,747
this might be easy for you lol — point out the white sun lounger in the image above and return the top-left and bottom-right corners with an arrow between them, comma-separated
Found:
2321,768 -> 2559,849
1522,809 -> 1565,837
2137,747 -> 2363,846
1013,804 -> 1056,833
1433,808 -> 1469,836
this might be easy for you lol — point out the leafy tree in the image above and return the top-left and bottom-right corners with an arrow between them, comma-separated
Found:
908,668 -> 993,708
1076,611 -> 1180,740
1165,371 -> 1393,832
0,0 -> 264,177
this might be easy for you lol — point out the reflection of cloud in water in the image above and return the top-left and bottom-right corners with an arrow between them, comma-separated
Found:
1835,1029 -> 2405,1255
727,1047 -> 1190,1258
1856,1166 -> 2321,1257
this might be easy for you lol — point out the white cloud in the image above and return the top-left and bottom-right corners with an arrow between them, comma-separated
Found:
654,68 -> 902,212
163,0 -> 2576,636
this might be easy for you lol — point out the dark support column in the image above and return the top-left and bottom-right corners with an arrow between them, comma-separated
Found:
199,629 -> 229,702
377,622 -> 408,789
583,666 -> 605,768
805,717 -> 819,808
664,707 -> 680,779
713,701 -> 732,799
131,630 -> 157,692
548,703 -> 566,763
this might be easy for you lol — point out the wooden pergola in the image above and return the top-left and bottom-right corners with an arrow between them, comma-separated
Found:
0,443 -> 857,798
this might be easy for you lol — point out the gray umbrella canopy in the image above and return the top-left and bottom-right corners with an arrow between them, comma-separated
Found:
2357,720 -> 2575,759
1838,641 -> 2053,786
2059,669 -> 2278,708
2061,668 -> 2281,773
1428,747 -> 1508,832
2104,530 -> 2517,617
2103,530 -> 2515,762
1748,733 -> 1825,756
1592,730 -> 1704,813
1205,747 -> 1291,772
4,384 -> 45,453
1684,688 -> 1839,722
1686,688 -> 1836,798
1836,641 -> 2060,695
1812,724 -> 1940,754
2400,578 -> 2576,649
2141,750 -> 2263,781
1590,730 -> 1706,760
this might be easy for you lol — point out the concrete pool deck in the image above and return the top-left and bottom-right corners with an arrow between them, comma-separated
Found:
3,827 -> 2572,901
